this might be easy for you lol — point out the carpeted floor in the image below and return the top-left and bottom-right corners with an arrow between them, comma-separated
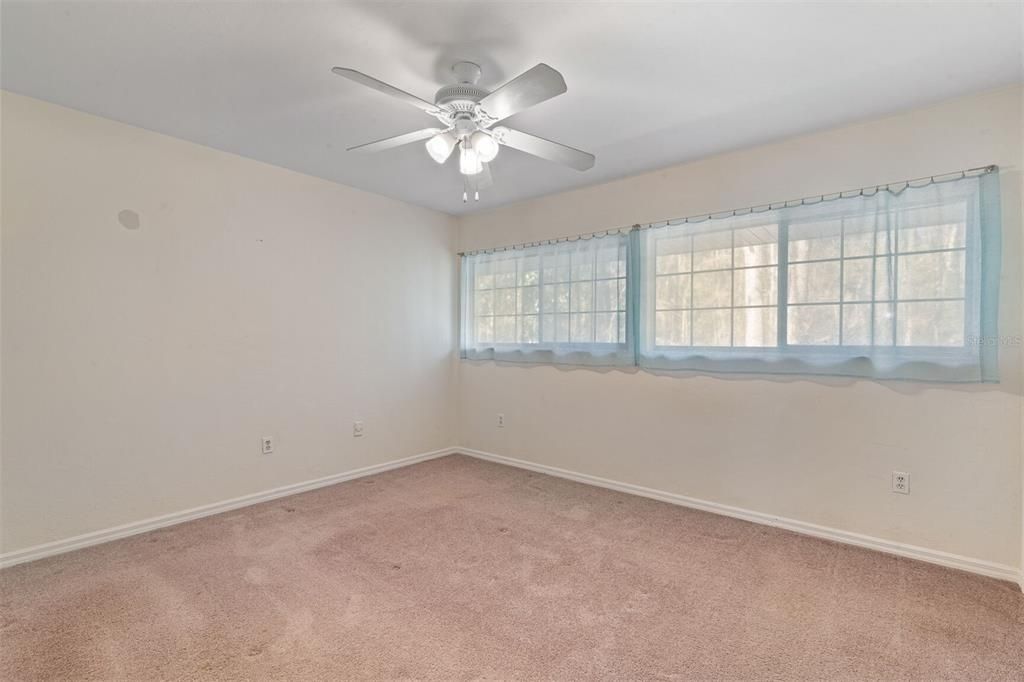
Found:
1,454 -> 1021,680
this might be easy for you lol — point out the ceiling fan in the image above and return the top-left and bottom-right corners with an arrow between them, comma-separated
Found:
332,61 -> 595,202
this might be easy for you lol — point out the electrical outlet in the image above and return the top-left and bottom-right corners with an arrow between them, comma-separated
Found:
353,420 -> 364,438
261,436 -> 274,455
497,413 -> 505,428
892,471 -> 909,494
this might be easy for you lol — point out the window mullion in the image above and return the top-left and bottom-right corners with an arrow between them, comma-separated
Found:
777,220 -> 789,349
538,251 -> 547,343
730,229 -> 736,347
892,218 -> 900,345
838,218 -> 846,345
591,248 -> 598,343
688,235 -> 694,347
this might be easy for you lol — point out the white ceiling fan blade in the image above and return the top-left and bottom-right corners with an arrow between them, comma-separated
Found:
347,128 -> 442,153
332,67 -> 438,113
476,64 -> 567,123
497,128 -> 595,171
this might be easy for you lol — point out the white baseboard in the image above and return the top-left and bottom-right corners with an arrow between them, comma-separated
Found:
458,448 -> 1023,587
4,445 -> 1020,590
0,447 -> 458,569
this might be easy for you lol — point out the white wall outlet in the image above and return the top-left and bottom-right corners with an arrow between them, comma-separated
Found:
892,471 -> 910,494
353,420 -> 364,438
497,413 -> 505,428
261,436 -> 274,455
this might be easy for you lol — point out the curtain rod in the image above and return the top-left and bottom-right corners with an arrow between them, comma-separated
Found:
458,164 -> 997,256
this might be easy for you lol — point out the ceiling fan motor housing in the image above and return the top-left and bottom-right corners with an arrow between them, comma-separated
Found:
434,62 -> 490,128
436,60 -> 487,114
434,83 -> 488,107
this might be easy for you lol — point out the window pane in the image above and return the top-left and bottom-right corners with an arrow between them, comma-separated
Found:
571,255 -> 594,281
898,203 -> 966,251
842,259 -> 873,302
843,215 -> 894,256
875,303 -> 895,346
874,260 -> 894,301
899,222 -> 965,253
596,279 -> 624,311
692,270 -> 731,308
839,258 -> 894,302
898,251 -> 965,300
693,309 -> 731,346
494,268 -> 516,288
475,272 -> 494,289
519,315 -> 538,343
788,261 -> 840,303
570,313 -> 594,342
734,225 -> 778,267
897,301 -> 964,346
656,274 -> 691,310
474,290 -> 494,315
692,231 -> 732,271
571,282 -> 593,312
541,313 -> 570,343
476,316 -> 493,343
543,253 -> 571,283
494,288 -> 516,315
518,256 -> 539,286
494,316 -> 516,343
842,303 -> 896,346
542,283 -> 570,313
655,310 -> 689,346
788,304 -> 839,345
734,266 -> 777,307
656,236 -> 692,274
519,286 -> 539,314
789,220 -> 841,261
842,303 -> 872,345
734,307 -> 777,347
557,283 -> 572,312
843,224 -> 875,258
595,247 -> 624,278
595,312 -> 618,343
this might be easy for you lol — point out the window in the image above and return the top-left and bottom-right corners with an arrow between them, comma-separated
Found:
651,224 -> 779,349
461,170 -> 1000,382
785,204 -> 969,348
637,172 -> 997,381
460,234 -> 634,366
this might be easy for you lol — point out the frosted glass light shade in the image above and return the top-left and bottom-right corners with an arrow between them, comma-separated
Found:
425,132 -> 457,164
471,131 -> 499,163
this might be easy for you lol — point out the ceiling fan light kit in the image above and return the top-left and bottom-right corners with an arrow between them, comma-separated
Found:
332,60 -> 595,202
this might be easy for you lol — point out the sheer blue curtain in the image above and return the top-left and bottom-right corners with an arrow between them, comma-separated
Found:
635,171 -> 1001,382
459,170 -> 1001,382
460,232 -> 635,366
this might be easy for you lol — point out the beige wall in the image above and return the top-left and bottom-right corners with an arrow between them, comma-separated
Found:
2,86 -> 1021,576
0,92 -> 458,552
458,86 -> 1024,570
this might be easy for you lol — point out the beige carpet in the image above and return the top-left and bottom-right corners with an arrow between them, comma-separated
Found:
1,454 -> 1021,680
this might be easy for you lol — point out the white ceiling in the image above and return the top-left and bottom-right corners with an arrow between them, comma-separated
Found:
2,1 -> 1021,215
